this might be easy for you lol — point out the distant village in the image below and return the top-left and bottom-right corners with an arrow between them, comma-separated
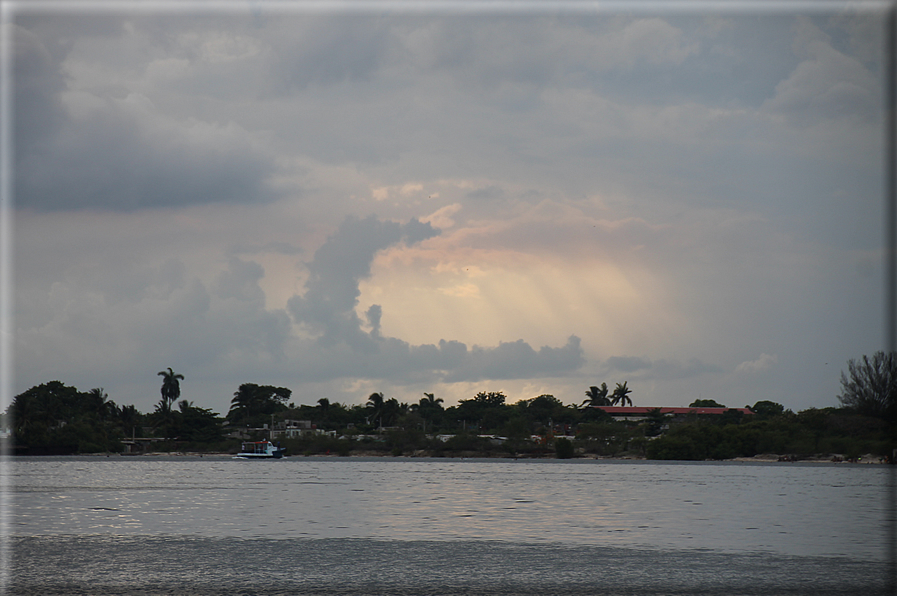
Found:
7,358 -> 895,462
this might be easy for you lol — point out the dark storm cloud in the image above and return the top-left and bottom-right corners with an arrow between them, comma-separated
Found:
139,257 -> 292,372
287,215 -> 440,348
365,304 -> 383,339
442,336 -> 585,382
286,215 -> 585,382
12,21 -> 278,211
15,97 -> 278,211
291,334 -> 585,385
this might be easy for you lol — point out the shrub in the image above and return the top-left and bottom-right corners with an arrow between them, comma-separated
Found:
554,437 -> 575,459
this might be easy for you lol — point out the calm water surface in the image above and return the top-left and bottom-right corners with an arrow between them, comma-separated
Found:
7,456 -> 894,595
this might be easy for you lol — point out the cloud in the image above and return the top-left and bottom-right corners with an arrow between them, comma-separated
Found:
12,19 -> 279,211
289,334 -> 585,385
604,356 -> 721,380
735,353 -> 778,374
365,304 -> 383,339
443,336 -> 585,382
9,12 -> 882,417
466,185 -> 505,200
16,90 -> 279,211
286,215 -> 440,347
762,17 -> 879,125
12,24 -> 67,161
14,209 -> 587,409
283,215 -> 584,381
600,18 -> 698,68
214,257 -> 266,303
270,16 -> 393,93
421,203 -> 462,229
395,16 -> 697,87
652,358 -> 723,379
606,355 -> 652,372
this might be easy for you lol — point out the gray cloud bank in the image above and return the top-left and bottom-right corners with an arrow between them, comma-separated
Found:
12,20 -> 278,211
9,9 -> 885,412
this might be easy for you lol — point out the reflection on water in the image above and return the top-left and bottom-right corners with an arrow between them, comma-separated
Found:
10,457 -> 889,559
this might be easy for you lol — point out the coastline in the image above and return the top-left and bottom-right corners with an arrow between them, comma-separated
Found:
62,450 -> 892,463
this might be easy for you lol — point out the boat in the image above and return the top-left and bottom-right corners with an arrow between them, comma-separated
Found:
234,440 -> 286,459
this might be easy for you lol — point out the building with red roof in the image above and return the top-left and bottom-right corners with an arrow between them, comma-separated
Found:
592,406 -> 753,421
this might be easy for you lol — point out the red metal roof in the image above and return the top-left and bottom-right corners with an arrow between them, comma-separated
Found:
593,406 -> 753,415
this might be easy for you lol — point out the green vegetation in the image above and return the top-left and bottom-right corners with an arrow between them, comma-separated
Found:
838,351 -> 896,419
227,384 -> 292,428
6,378 -> 225,454
5,353 -> 895,461
689,399 -> 727,408
645,407 -> 890,461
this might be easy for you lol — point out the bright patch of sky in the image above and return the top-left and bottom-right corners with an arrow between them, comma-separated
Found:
6,3 -> 888,415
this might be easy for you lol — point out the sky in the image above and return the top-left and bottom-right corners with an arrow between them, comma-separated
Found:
3,1 -> 890,417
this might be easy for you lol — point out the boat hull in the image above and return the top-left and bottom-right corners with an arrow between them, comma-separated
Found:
234,440 -> 286,459
234,451 -> 285,459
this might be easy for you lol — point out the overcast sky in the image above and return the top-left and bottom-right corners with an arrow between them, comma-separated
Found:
5,1 -> 889,417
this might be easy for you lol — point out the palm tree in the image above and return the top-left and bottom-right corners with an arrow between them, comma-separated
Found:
156,368 -> 184,440
226,384 -> 291,428
414,393 -> 444,433
120,404 -> 140,440
317,398 -> 331,427
228,384 -> 256,426
380,398 -> 403,428
86,387 -> 116,445
86,387 -> 116,422
157,368 -> 184,414
367,392 -> 385,429
610,382 -> 633,407
581,384 -> 611,408
422,392 -> 443,409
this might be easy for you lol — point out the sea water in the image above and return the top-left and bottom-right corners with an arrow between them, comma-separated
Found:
6,456 -> 894,595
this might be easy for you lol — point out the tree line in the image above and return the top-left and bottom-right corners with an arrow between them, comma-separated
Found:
5,352 -> 896,460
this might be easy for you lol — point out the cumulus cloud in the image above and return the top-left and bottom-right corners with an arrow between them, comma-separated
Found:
287,215 -> 440,347
762,17 -> 879,125
286,215 -> 585,381
735,353 -> 778,374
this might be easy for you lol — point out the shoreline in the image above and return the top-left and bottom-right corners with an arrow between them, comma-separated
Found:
35,450 -> 892,463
